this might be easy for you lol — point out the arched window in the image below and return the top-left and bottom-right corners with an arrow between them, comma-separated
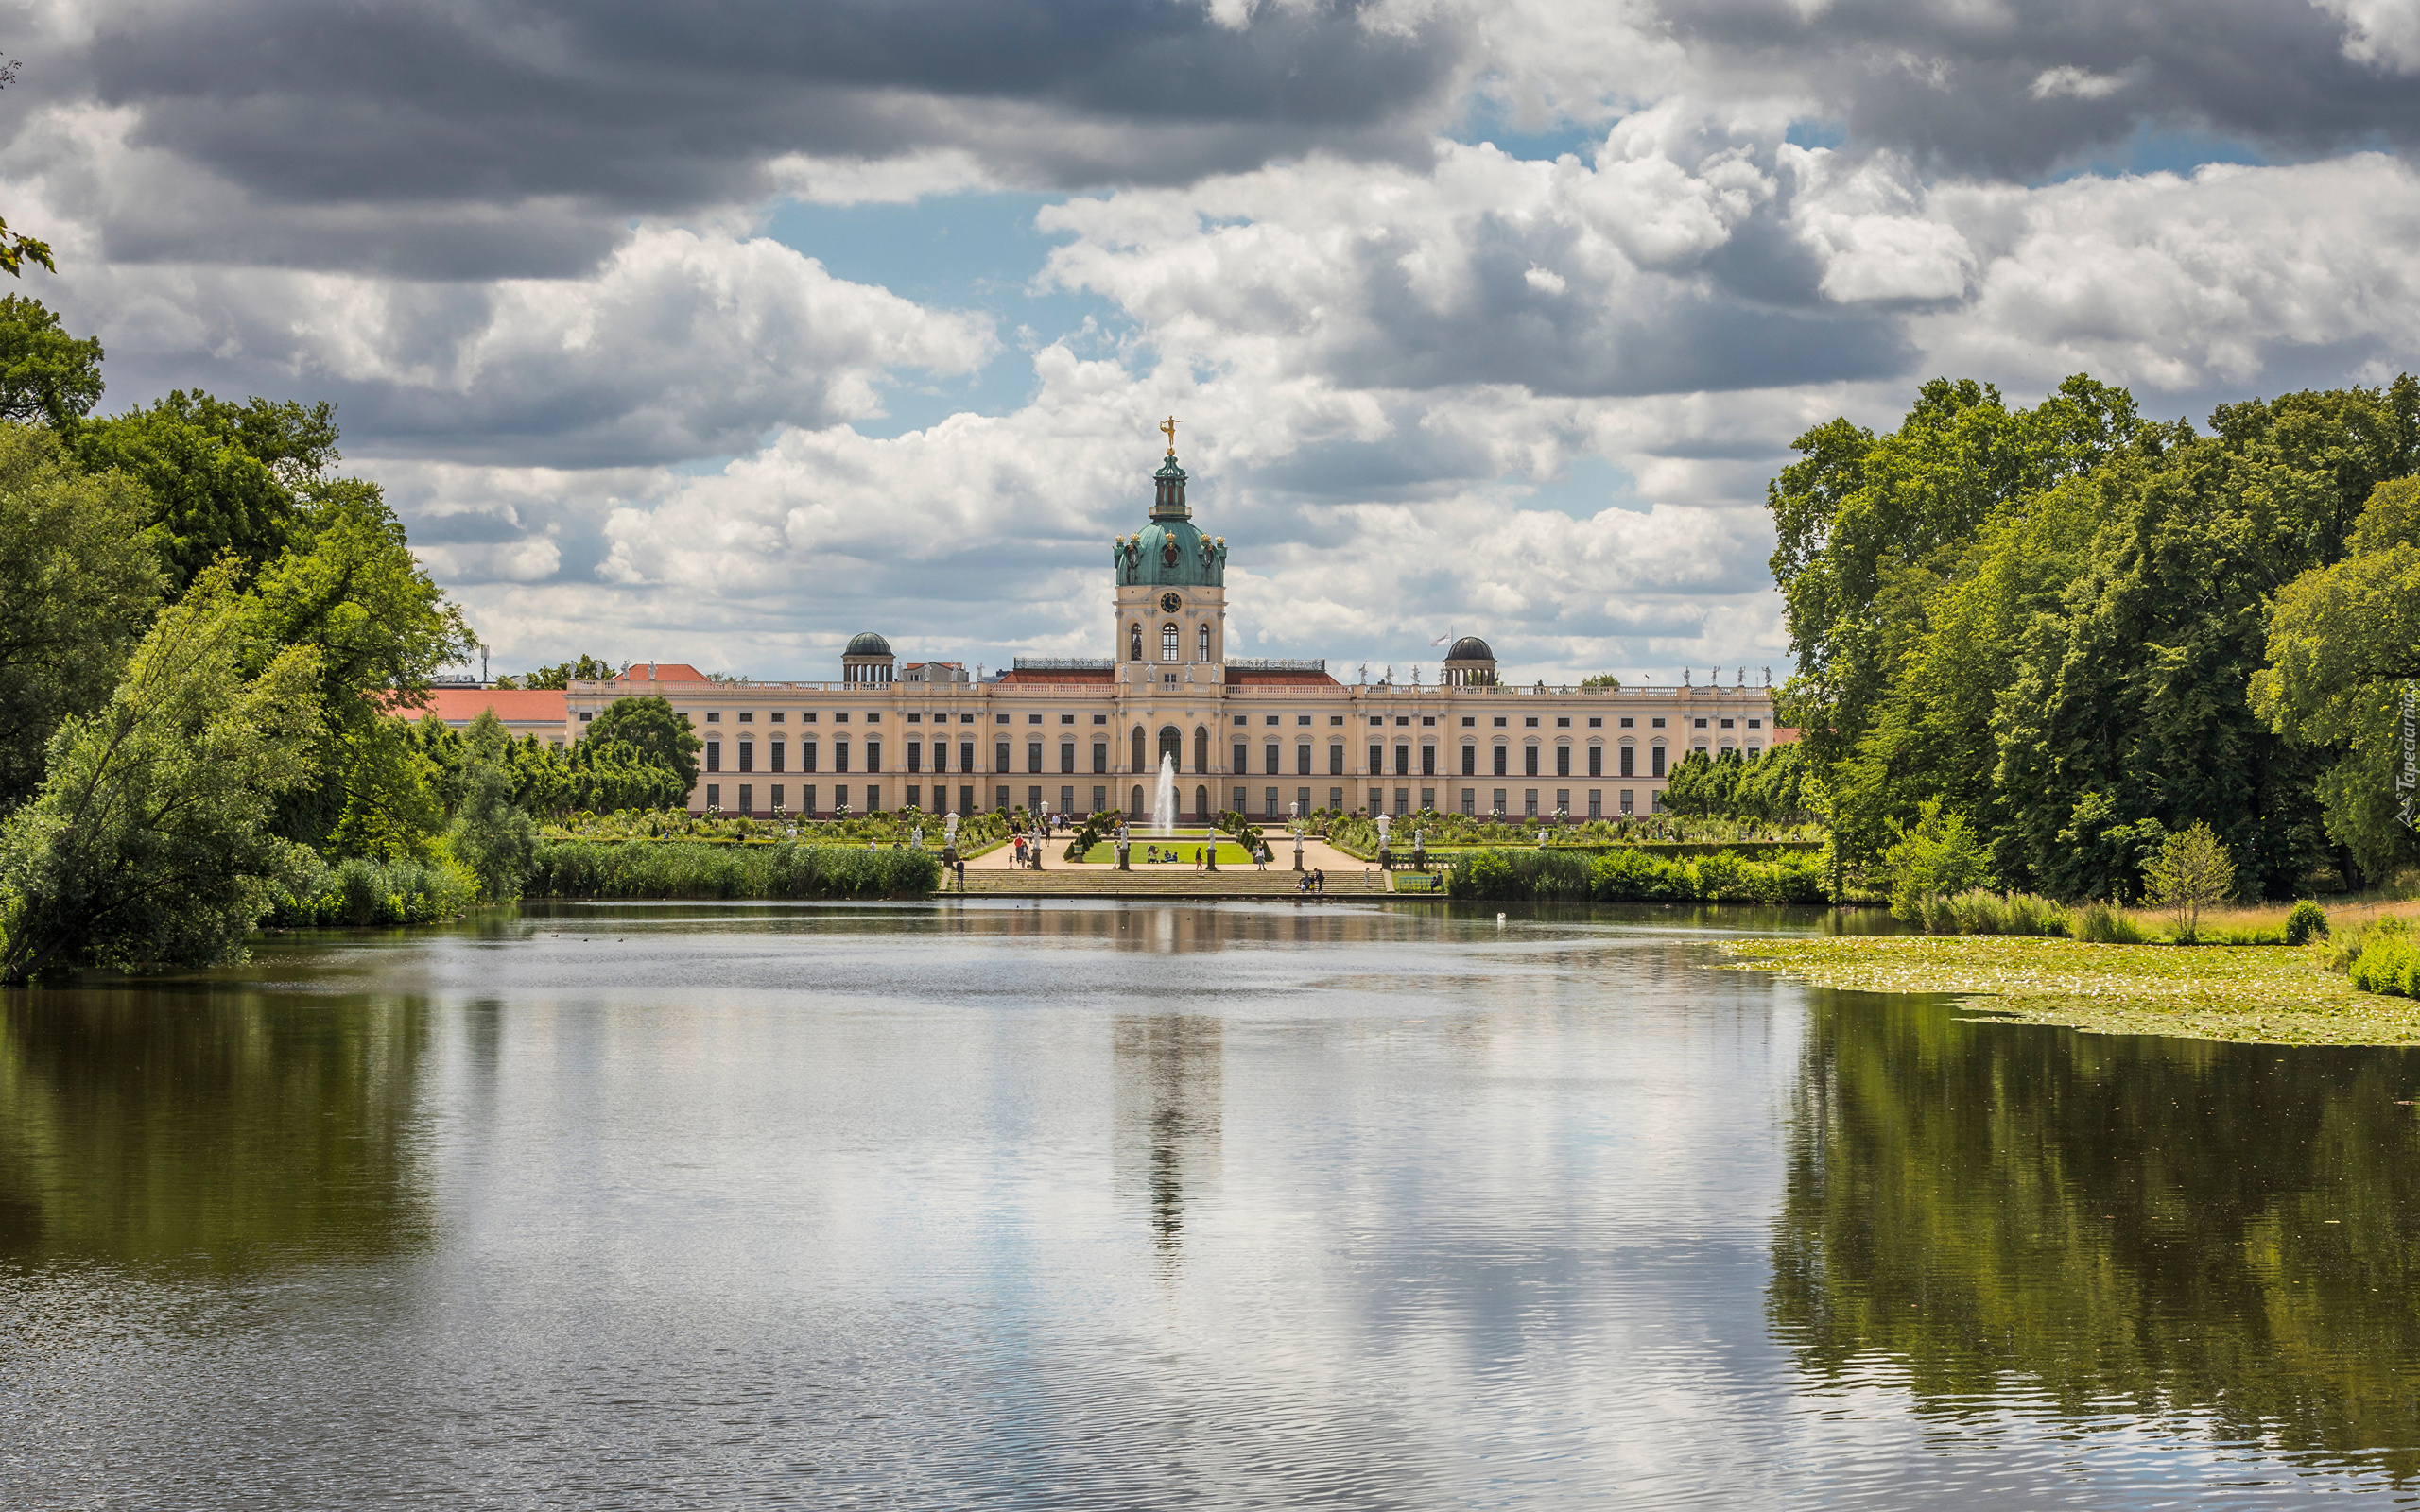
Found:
1197,625 -> 1211,661
1162,623 -> 1180,662
1195,726 -> 1209,772
1132,726 -> 1147,772
1130,623 -> 1143,661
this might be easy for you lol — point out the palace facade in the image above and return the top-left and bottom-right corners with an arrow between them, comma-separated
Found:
491,438 -> 1786,821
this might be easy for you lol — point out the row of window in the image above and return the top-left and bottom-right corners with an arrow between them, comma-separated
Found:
691,778 -> 1680,820
700,733 -> 1761,778
589,706 -> 1766,733
1130,622 -> 1217,662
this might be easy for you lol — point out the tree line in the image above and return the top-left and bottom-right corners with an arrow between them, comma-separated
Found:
0,296 -> 702,980
1767,370 -> 2420,901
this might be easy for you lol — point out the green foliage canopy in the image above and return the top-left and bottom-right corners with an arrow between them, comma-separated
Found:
0,295 -> 103,426
586,696 -> 702,793
0,423 -> 167,812
0,565 -> 326,981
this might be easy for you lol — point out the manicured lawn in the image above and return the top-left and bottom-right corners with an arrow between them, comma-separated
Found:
1071,841 -> 1258,867
1718,933 -> 2412,1045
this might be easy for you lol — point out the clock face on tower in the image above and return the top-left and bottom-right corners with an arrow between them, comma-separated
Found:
1159,592 -> 1183,612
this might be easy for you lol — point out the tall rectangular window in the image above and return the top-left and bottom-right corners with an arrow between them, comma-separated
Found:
1461,789 -> 1475,816
771,783 -> 785,812
995,740 -> 1010,772
705,783 -> 719,810
866,740 -> 881,773
907,785 -> 921,811
771,740 -> 786,774
907,740 -> 922,773
803,740 -> 819,773
1421,746 -> 1435,776
1461,746 -> 1476,776
834,739 -> 850,774
961,785 -> 976,816
1620,789 -> 1634,814
1260,741 -> 1275,774
1587,747 -> 1600,778
1061,741 -> 1076,774
1555,747 -> 1569,778
1619,745 -> 1634,778
1094,742 -> 1108,774
1393,744 -> 1409,776
1524,790 -> 1539,817
1651,746 -> 1666,778
1525,747 -> 1539,778
1492,747 -> 1507,777
1492,788 -> 1506,815
1329,786 -> 1344,812
738,784 -> 752,814
1027,741 -> 1042,773
705,740 -> 721,774
1234,741 -> 1248,772
738,741 -> 753,774
960,741 -> 975,773
1297,744 -> 1311,776
802,784 -> 816,814
1329,745 -> 1343,776
1588,791 -> 1601,818
1369,743 -> 1383,773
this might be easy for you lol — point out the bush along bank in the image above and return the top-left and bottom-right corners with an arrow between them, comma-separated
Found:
524,839 -> 940,900
268,855 -> 481,927
1445,846 -> 1828,903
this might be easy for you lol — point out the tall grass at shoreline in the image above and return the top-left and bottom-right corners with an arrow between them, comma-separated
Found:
525,839 -> 939,900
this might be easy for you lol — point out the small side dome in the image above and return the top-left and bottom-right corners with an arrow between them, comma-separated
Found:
845,630 -> 893,657
1444,636 -> 1495,662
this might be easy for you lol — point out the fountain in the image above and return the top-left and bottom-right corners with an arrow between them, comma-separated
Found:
1152,752 -> 1178,835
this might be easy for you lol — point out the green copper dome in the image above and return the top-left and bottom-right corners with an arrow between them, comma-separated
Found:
1114,450 -> 1226,587
844,630 -> 892,657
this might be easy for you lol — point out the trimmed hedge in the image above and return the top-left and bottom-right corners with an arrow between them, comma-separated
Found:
525,839 -> 940,900
1445,846 -> 1826,903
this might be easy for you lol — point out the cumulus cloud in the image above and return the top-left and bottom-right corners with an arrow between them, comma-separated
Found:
26,216 -> 994,467
5,0 -> 2418,684
2316,0 -> 2420,72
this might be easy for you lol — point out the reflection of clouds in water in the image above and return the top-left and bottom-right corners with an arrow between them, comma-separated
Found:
4,908 -> 2412,1505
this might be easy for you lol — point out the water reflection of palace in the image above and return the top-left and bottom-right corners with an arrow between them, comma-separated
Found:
1115,1015 -> 1223,1262
434,430 -> 1791,823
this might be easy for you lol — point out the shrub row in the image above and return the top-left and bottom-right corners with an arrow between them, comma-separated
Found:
523,839 -> 941,900
1445,847 -> 1827,903
269,855 -> 480,928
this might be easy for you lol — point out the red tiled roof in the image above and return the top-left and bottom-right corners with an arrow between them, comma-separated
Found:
396,688 -> 569,724
610,663 -> 709,685
1224,668 -> 1341,685
1767,727 -> 1801,746
996,667 -> 1115,683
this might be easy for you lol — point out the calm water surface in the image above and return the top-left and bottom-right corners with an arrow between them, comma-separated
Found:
3,901 -> 2416,1507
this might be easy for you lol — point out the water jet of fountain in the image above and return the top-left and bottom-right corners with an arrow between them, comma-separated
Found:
1152,753 -> 1178,835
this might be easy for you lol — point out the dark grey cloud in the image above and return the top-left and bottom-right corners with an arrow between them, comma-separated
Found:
1652,0 -> 2420,180
25,0 -> 1471,278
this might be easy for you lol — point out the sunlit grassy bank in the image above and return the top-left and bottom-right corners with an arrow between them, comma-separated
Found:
1718,933 -> 2420,1046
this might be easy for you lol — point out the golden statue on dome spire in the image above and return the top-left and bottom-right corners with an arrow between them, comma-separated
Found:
1161,415 -> 1180,455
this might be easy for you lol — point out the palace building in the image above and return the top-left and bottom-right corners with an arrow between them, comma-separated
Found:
454,430 -> 1787,821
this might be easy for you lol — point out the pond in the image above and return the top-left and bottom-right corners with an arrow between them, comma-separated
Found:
3,901 -> 2415,1506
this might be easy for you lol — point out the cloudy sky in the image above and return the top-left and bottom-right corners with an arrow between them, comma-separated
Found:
8,0 -> 2420,683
